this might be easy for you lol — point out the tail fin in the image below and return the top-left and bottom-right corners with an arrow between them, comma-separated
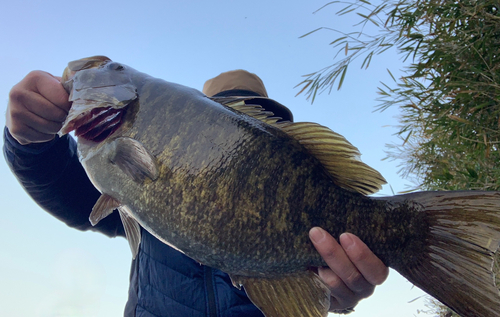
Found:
394,191 -> 500,317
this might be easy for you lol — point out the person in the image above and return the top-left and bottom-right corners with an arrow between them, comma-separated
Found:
4,68 -> 389,316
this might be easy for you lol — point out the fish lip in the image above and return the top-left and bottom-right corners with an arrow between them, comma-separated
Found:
61,56 -> 111,92
62,78 -> 74,95
59,77 -> 75,135
58,108 -> 85,136
58,106 -> 90,136
67,55 -> 111,72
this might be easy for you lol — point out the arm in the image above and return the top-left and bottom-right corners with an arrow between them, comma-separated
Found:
4,70 -> 124,237
310,227 -> 389,313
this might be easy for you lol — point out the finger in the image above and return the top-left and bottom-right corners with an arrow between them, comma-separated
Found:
340,233 -> 389,286
316,266 -> 358,309
10,88 -> 69,123
13,108 -> 63,135
7,107 -> 62,145
310,227 -> 373,294
30,71 -> 72,113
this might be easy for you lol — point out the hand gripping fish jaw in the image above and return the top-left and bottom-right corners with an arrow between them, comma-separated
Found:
59,56 -> 137,142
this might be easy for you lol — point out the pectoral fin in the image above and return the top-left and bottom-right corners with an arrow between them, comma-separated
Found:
111,137 -> 159,183
89,194 -> 121,226
231,271 -> 331,317
118,206 -> 141,259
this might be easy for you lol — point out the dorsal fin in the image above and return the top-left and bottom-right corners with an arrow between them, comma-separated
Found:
214,97 -> 283,125
218,98 -> 386,195
277,121 -> 387,195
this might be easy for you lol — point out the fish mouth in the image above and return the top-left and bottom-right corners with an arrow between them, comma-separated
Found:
60,104 -> 127,142
58,56 -> 137,142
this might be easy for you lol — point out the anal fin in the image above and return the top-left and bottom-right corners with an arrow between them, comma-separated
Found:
231,271 -> 331,317
118,206 -> 142,259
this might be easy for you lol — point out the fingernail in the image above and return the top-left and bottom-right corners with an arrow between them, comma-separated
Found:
340,233 -> 354,250
309,227 -> 326,243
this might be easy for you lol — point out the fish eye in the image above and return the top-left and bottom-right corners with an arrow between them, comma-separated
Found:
108,62 -> 124,71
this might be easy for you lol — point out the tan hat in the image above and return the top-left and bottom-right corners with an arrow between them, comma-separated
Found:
203,69 -> 269,98
203,70 -> 293,121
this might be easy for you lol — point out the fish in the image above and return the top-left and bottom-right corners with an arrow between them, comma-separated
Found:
59,56 -> 500,317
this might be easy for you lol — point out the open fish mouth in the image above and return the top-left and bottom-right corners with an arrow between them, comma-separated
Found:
58,83 -> 137,142
58,56 -> 137,142
60,104 -> 126,142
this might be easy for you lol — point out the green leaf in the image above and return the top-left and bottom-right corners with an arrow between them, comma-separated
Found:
337,6 -> 356,16
467,167 -> 478,179
295,80 -> 312,97
387,68 -> 396,82
361,52 -> 374,69
329,36 -> 347,45
299,27 -> 323,38
338,65 -> 348,90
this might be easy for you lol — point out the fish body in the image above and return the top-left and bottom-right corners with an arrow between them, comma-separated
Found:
60,56 -> 500,317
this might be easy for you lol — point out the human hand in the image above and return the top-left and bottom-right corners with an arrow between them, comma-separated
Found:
309,227 -> 389,313
6,71 -> 71,145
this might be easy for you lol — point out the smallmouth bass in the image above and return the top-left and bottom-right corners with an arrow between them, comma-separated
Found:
59,56 -> 500,317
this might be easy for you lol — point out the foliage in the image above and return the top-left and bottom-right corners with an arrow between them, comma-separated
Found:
298,0 -> 500,315
416,297 -> 458,317
299,0 -> 500,191
299,0 -> 500,192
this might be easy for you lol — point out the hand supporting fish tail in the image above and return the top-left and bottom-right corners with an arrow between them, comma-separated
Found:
310,228 -> 389,314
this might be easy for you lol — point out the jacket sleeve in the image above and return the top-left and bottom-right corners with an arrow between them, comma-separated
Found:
3,127 -> 125,237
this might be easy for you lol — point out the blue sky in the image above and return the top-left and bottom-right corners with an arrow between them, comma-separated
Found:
1,1 -> 429,316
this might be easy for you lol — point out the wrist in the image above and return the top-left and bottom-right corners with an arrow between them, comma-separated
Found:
4,127 -> 59,155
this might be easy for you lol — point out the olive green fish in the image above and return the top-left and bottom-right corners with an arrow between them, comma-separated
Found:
59,56 -> 500,317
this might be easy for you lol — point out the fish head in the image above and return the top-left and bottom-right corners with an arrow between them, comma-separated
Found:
59,56 -> 138,142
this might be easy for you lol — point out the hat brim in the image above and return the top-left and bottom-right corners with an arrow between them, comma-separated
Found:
242,96 -> 293,122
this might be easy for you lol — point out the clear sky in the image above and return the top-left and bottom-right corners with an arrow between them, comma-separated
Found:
1,1 -> 430,316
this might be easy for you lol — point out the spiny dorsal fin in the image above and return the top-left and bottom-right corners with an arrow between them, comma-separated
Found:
213,97 -> 283,125
231,271 -> 330,317
218,98 -> 386,194
277,121 -> 387,195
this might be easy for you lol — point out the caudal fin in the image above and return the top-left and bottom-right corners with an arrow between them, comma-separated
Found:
396,191 -> 500,317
